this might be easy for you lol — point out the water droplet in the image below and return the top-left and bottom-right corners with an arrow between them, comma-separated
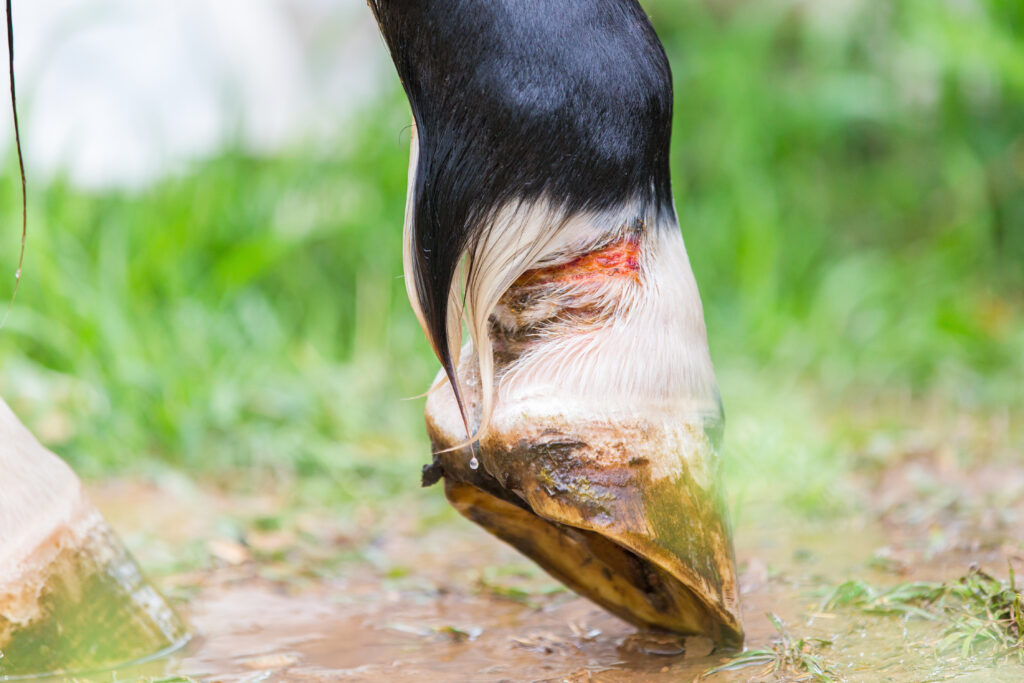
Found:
469,456 -> 479,470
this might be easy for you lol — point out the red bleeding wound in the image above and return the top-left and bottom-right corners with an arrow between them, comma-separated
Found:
515,237 -> 640,287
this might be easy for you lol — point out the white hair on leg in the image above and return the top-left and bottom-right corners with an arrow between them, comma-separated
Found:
404,182 -> 718,446
493,214 -> 718,420
401,123 -> 428,341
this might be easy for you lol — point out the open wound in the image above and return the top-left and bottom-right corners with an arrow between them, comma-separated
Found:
489,234 -> 643,355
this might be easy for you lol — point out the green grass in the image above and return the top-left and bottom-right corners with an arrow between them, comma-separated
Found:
0,98 -> 432,490
820,568 -> 1024,663
0,0 -> 1021,516
650,0 -> 1024,403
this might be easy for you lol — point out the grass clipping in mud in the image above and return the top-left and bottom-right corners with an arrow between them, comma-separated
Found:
819,566 -> 1024,663
703,567 -> 1024,682
702,612 -> 839,682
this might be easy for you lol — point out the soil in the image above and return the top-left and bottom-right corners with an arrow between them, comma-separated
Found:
22,441 -> 1024,682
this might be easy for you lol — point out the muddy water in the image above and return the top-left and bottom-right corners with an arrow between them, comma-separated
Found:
38,471 -> 1024,682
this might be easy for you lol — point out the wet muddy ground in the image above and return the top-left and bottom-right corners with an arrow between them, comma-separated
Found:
40,425 -> 1024,682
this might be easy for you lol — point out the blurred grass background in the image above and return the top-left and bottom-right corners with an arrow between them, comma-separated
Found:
0,0 -> 1021,518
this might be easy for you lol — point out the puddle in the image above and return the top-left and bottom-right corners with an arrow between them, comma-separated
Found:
49,471 -> 1024,682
